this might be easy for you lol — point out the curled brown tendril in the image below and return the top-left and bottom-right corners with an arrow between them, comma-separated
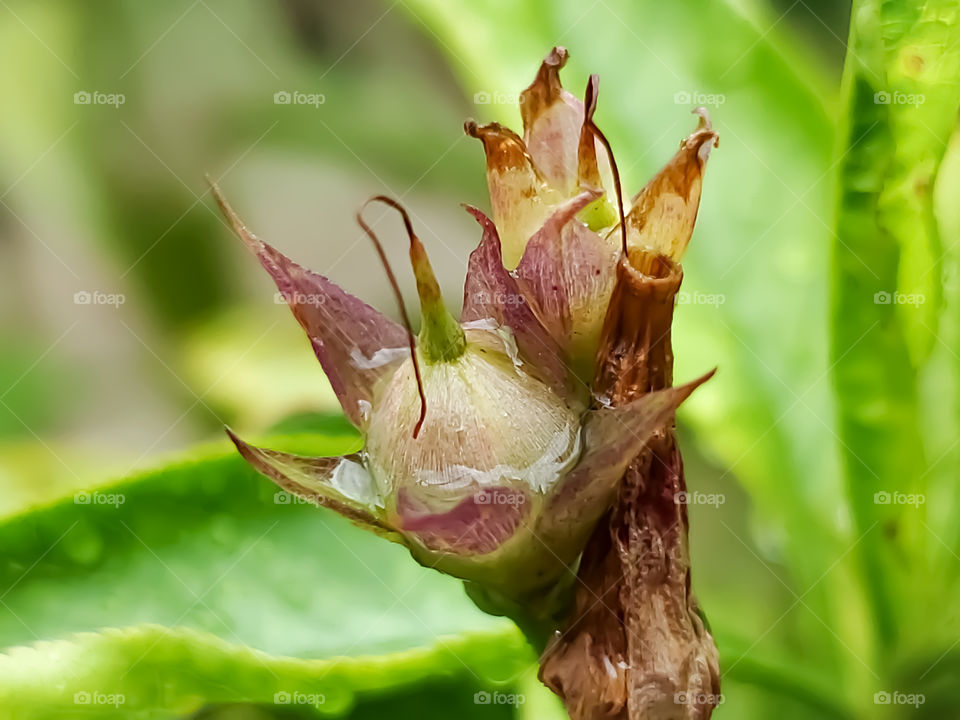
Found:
582,74 -> 627,257
356,197 -> 428,438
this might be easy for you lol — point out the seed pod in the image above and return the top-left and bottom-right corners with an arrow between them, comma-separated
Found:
212,184 -> 707,611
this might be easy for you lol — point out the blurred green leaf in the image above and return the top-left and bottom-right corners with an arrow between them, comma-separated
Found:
0,442 -> 127,521
890,645 -> 960,718
713,630 -> 857,719
0,338 -> 78,440
911,90 -> 960,683
0,431 -> 523,686
0,623 -> 529,718
925,124 -> 960,569
832,0 -> 960,656
179,310 -> 341,430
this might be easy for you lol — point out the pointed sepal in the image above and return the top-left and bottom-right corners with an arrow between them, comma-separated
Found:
624,108 -> 719,261
519,46 -> 583,195
465,120 -> 559,269
226,428 -> 403,542
211,183 -> 409,428
513,189 -> 620,380
460,205 -> 570,396
408,229 -> 466,363
539,370 -> 715,553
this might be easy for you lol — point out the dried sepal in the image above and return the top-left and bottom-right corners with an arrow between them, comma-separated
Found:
623,108 -> 719,261
464,120 -> 561,269
540,222 -> 720,719
575,74 -> 621,233
576,74 -> 604,192
519,46 -> 584,195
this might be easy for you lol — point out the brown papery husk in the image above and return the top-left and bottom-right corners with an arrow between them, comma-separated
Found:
540,249 -> 720,719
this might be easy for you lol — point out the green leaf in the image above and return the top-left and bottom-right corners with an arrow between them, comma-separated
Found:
911,111 -> 960,663
925,124 -> 960,571
0,623 -> 531,718
714,630 -> 858,720
0,431 -> 532,715
832,0 -> 960,654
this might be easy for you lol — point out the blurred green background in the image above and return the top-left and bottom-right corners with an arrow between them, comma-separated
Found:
1,0 -> 958,718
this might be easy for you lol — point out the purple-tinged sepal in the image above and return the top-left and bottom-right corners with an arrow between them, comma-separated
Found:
539,370 -> 715,559
211,184 -> 409,429
460,205 -> 570,397
513,188 -> 619,381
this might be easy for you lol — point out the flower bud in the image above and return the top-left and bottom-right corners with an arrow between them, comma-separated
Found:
467,49 -> 717,382
213,183 -> 709,608
213,46 -> 717,626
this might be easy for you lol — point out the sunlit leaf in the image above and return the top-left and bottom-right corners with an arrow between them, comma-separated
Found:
0,623 -> 531,718
0,432 -> 515,660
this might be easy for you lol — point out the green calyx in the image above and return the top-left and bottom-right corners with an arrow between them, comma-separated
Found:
410,236 -> 466,363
